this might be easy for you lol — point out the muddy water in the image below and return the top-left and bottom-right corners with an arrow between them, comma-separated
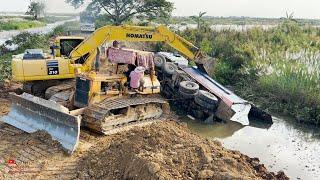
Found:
182,116 -> 320,180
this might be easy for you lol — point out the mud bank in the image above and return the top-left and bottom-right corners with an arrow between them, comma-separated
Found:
76,121 -> 287,180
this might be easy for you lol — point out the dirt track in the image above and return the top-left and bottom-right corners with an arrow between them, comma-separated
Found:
0,82 -> 288,180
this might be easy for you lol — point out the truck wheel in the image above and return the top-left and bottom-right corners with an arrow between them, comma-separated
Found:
175,73 -> 192,82
154,54 -> 166,68
197,90 -> 218,105
164,62 -> 178,75
179,89 -> 197,99
179,81 -> 199,94
193,109 -> 205,119
195,96 -> 217,110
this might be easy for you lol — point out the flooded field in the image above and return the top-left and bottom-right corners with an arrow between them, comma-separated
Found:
169,24 -> 277,31
183,116 -> 320,180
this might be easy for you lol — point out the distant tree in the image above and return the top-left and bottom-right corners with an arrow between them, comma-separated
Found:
66,0 -> 174,25
190,11 -> 207,30
282,11 -> 297,23
26,1 -> 46,20
190,12 -> 208,45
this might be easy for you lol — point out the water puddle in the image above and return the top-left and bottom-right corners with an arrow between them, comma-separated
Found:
182,116 -> 320,180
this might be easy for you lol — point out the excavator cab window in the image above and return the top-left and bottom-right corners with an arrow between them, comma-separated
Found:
60,39 -> 83,57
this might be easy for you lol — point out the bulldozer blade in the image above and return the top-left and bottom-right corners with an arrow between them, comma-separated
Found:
0,93 -> 81,154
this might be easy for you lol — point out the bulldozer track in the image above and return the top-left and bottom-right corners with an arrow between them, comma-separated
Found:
102,116 -> 166,135
83,96 -> 168,134
86,96 -> 167,118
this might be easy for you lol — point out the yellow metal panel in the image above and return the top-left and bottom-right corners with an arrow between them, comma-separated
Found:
57,58 -> 70,75
22,59 -> 47,76
11,58 -> 24,81
17,57 -> 77,81
22,74 -> 75,81
55,38 -> 61,57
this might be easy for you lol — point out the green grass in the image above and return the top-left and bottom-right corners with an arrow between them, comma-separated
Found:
0,20 -> 45,31
169,16 -> 320,26
38,16 -> 75,24
0,15 -> 75,31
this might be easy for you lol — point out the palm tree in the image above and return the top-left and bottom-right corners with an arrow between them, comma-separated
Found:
190,11 -> 207,30
284,11 -> 297,22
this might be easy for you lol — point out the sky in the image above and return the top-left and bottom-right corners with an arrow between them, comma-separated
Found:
0,0 -> 320,19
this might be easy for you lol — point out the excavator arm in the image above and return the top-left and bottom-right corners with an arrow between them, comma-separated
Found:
69,25 -> 204,68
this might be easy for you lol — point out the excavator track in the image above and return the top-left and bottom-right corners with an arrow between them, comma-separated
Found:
83,96 -> 169,134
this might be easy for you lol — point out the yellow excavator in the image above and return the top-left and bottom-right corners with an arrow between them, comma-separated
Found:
12,25 -> 204,82
2,25 -> 210,153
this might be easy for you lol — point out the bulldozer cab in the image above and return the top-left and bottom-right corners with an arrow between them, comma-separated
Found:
74,72 -> 127,108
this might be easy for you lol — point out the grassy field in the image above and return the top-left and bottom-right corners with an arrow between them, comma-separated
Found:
169,16 -> 320,26
175,19 -> 320,125
0,20 -> 45,31
0,15 -> 75,31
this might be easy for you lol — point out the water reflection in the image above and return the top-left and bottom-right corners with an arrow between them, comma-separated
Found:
182,116 -> 320,180
183,118 -> 244,138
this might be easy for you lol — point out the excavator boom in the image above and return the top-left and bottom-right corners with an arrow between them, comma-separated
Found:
70,25 -> 203,64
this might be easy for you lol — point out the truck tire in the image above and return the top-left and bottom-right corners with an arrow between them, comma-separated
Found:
192,109 -> 205,119
172,71 -> 192,88
173,72 -> 192,82
196,90 -> 218,105
195,96 -> 217,110
179,81 -> 199,94
179,89 -> 197,99
154,54 -> 166,68
164,62 -> 178,75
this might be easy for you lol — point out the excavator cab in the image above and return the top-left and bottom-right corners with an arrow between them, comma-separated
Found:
53,36 -> 85,57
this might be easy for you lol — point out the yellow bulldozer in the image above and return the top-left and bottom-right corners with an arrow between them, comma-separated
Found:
2,25 -> 209,153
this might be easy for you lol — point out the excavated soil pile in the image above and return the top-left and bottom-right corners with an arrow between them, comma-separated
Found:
76,120 -> 288,180
0,98 -> 10,116
0,82 -> 22,98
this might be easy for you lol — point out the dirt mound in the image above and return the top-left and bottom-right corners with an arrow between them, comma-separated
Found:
0,81 -> 22,98
0,98 -> 10,116
76,120 -> 288,180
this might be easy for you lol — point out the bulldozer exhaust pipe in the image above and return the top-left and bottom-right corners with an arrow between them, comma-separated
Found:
0,93 -> 81,154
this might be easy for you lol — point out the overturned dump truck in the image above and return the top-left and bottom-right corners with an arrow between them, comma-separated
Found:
155,52 -> 272,126
1,25 -> 272,154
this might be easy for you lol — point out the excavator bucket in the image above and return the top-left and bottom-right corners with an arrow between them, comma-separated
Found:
0,93 -> 80,154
